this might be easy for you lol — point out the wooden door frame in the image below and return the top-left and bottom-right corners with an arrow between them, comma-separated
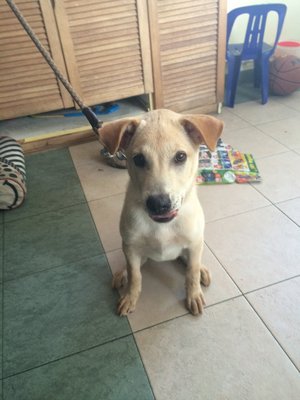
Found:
147,0 -> 164,108
137,0 -> 154,94
40,0 -> 74,108
51,0 -> 84,107
216,0 -> 227,105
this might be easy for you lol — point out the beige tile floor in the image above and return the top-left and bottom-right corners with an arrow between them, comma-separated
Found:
69,95 -> 300,399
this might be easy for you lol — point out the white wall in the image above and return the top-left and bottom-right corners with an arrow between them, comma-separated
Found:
227,0 -> 300,44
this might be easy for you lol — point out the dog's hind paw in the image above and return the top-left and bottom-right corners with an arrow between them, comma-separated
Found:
112,269 -> 128,289
117,294 -> 137,316
200,266 -> 211,287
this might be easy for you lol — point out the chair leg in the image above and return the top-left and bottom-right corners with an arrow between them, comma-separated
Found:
261,57 -> 269,104
254,59 -> 261,88
225,56 -> 241,107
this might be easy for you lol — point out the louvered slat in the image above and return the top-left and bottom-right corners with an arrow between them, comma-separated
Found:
156,0 -> 219,112
0,0 -> 66,119
57,0 -> 149,105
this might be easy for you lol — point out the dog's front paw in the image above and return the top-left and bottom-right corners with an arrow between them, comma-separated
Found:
117,293 -> 138,316
186,290 -> 206,315
112,269 -> 128,289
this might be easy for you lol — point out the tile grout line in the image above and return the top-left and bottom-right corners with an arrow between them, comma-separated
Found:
233,125 -> 291,155
250,184 -> 300,228
1,293 -> 243,382
67,149 -> 122,260
87,191 -> 126,205
204,242 -> 244,293
272,96 -> 300,113
223,109 -> 295,157
254,124 -> 297,151
276,194 -> 300,205
225,97 -> 300,153
255,149 -> 291,161
218,109 -> 297,164
227,100 -> 300,126
2,252 -> 106,283
272,203 -> 300,228
2,332 -> 133,381
3,200 -> 87,226
67,147 -> 116,279
292,149 -> 300,156
206,235 -> 300,309
244,296 -> 300,374
2,222 -> 4,400
68,144 -> 128,204
243,274 -> 300,296
4,145 -> 101,226
67,147 -> 93,207
132,334 -> 156,400
205,203 -> 272,225
206,241 -> 300,371
132,294 -> 244,336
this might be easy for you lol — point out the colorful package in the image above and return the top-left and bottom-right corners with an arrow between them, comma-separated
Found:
197,140 -> 261,185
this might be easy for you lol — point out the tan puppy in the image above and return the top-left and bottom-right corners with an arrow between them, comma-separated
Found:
100,109 -> 223,316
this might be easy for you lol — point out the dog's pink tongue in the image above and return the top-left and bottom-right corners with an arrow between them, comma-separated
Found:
153,210 -> 178,220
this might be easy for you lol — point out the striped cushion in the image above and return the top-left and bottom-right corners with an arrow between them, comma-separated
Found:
0,137 -> 27,210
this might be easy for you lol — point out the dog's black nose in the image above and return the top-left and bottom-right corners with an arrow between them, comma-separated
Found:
146,194 -> 172,215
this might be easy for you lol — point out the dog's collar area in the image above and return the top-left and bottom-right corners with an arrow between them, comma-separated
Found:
149,209 -> 178,223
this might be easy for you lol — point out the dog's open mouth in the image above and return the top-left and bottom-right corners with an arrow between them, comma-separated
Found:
149,209 -> 178,223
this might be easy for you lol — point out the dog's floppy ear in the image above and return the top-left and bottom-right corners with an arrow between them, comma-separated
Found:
99,118 -> 140,155
181,115 -> 224,151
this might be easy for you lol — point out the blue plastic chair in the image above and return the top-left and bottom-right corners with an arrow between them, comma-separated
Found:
225,4 -> 287,107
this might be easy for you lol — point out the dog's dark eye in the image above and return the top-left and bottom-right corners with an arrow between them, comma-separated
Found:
174,151 -> 187,164
133,153 -> 146,168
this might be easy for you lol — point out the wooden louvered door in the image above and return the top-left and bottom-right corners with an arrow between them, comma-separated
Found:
149,0 -> 226,113
54,0 -> 153,107
0,0 -> 73,120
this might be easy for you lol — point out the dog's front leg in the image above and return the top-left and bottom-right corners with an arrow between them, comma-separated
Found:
117,244 -> 142,316
185,241 -> 208,315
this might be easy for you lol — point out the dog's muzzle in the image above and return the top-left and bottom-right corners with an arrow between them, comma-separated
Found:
146,194 -> 178,223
